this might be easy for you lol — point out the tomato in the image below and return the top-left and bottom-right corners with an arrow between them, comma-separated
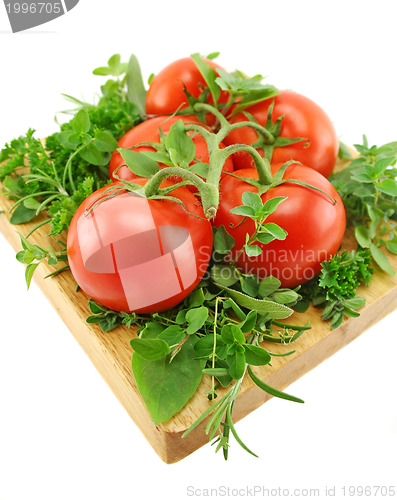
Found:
214,164 -> 346,288
67,179 -> 213,314
145,57 -> 229,120
109,115 -> 234,184
224,91 -> 339,178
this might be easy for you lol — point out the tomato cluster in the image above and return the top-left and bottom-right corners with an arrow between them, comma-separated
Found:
67,55 -> 346,314
109,115 -> 234,184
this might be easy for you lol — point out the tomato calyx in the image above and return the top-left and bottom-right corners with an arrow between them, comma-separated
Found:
222,160 -> 338,206
233,99 -> 309,163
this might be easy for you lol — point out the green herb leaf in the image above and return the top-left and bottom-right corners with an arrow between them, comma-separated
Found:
195,334 -> 225,357
165,120 -> 196,166
79,143 -> 104,166
185,306 -> 209,334
221,324 -> 245,344
230,205 -> 255,217
226,349 -> 246,380
211,264 -> 239,287
259,222 -> 288,240
355,225 -> 371,248
72,109 -> 91,135
240,310 -> 257,333
219,286 -> 293,319
242,191 -> 263,211
213,225 -> 235,254
130,338 -> 171,360
370,243 -> 396,275
258,276 -> 282,297
188,288 -> 206,307
386,238 -> 397,255
378,178 -> 397,197
190,53 -> 220,105
10,203 -> 37,224
248,366 -> 304,403
244,244 -> 262,257
94,131 -> 118,152
244,345 -> 271,366
131,335 -> 206,424
118,148 -> 160,177
240,275 -> 259,297
262,196 -> 287,215
25,262 -> 39,289
92,66 -> 111,76
140,322 -> 166,339
157,326 -> 186,347
58,130 -> 81,149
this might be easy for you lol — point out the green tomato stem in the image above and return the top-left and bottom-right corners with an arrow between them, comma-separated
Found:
225,120 -> 275,144
218,144 -> 273,185
144,166 -> 218,219
194,102 -> 231,130
144,103 -> 275,219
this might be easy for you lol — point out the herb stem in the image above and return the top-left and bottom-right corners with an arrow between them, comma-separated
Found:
211,297 -> 220,399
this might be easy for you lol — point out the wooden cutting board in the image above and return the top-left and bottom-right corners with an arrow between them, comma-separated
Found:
1,155 -> 397,464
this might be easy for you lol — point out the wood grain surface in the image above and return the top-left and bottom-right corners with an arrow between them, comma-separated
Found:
1,155 -> 397,464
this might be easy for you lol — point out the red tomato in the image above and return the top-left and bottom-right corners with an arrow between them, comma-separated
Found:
214,164 -> 346,288
67,179 -> 213,314
109,115 -> 234,184
145,57 -> 229,121
224,91 -> 339,178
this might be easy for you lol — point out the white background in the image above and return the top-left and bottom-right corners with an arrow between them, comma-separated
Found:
1,1 -> 397,499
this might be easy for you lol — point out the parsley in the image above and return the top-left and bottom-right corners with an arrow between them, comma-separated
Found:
296,249 -> 373,329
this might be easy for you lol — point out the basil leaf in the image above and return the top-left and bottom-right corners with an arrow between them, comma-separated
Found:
131,335 -> 206,424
